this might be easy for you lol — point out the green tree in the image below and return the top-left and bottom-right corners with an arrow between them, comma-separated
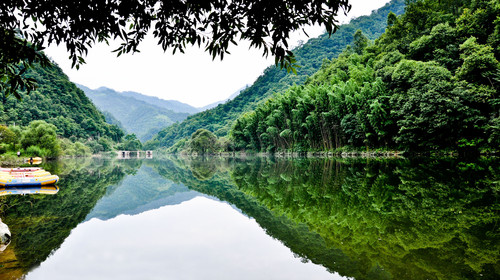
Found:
190,129 -> 218,155
8,125 -> 23,151
353,29 -> 369,55
217,136 -> 233,153
21,120 -> 61,157
456,37 -> 500,86
120,134 -> 143,151
0,125 -> 15,147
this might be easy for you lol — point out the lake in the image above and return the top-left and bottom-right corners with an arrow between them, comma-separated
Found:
0,156 -> 498,279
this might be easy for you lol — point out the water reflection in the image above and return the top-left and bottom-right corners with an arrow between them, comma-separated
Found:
86,163 -> 201,221
0,186 -> 59,196
0,156 -> 498,280
152,156 -> 499,280
0,158 -> 129,279
28,197 -> 338,280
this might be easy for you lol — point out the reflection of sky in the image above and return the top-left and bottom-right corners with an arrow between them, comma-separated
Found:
26,197 -> 344,280
84,165 -> 197,221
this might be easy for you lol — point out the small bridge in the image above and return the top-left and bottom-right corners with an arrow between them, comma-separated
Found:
116,150 -> 153,159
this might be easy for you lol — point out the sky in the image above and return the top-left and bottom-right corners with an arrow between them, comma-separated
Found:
44,0 -> 391,108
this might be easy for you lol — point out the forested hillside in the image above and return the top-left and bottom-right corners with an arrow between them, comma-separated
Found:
0,63 -> 122,141
232,0 -> 499,154
145,0 -> 406,149
79,85 -> 190,142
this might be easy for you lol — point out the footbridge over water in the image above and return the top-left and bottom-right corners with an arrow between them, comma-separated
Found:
116,150 -> 153,159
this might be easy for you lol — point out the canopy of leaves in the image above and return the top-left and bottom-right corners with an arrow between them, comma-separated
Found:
118,134 -> 143,151
20,120 -> 60,158
189,129 -> 218,155
0,0 -> 352,96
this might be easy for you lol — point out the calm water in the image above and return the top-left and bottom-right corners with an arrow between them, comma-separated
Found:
0,156 -> 498,279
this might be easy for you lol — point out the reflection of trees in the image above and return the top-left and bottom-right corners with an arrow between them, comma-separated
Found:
148,156 -> 391,279
4,156 -> 492,279
152,156 -> 499,280
189,157 -> 218,180
0,158 -> 128,277
231,157 -> 500,280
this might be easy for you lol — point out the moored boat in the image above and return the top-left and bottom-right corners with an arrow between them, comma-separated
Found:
0,168 -> 59,187
24,157 -> 43,164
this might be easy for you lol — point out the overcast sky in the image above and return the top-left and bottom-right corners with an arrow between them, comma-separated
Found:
44,0 -> 391,108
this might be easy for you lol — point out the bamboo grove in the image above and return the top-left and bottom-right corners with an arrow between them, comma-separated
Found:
231,0 -> 500,154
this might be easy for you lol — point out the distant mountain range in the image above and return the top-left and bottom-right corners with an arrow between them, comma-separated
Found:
78,85 -> 191,141
118,90 -> 200,114
78,85 -> 245,141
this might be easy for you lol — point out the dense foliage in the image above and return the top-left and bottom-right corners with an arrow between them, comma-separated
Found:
20,120 -> 60,158
232,0 -> 500,153
165,128 -> 233,155
79,85 -> 189,142
116,134 -> 143,151
145,0 -> 406,149
0,0 -> 351,96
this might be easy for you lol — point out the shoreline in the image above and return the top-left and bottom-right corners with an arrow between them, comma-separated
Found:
0,155 -> 30,166
159,149 -> 499,159
2,149 -> 498,165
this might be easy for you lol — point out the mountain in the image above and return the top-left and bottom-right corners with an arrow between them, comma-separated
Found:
78,85 -> 190,142
145,0 -> 406,149
0,63 -> 122,141
198,85 -> 249,112
121,87 -> 247,113
120,90 -> 200,114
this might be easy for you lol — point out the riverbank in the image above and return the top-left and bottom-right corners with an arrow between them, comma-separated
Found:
0,154 -> 30,166
158,147 -> 499,159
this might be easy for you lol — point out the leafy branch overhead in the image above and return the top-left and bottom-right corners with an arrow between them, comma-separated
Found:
0,0 -> 351,96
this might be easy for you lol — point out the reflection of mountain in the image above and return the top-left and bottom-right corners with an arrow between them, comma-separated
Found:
151,156 -> 500,280
86,164 -> 201,221
1,157 -> 497,280
148,157 -> 363,278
